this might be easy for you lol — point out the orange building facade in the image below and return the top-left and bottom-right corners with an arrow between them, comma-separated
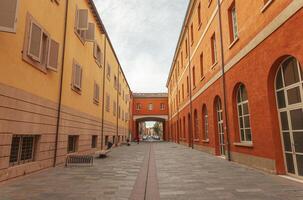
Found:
167,0 -> 303,178
130,93 -> 169,141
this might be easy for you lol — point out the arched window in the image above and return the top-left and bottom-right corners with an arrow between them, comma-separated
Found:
216,97 -> 225,156
202,105 -> 209,140
236,84 -> 252,142
275,56 -> 303,176
194,109 -> 199,139
183,116 -> 186,138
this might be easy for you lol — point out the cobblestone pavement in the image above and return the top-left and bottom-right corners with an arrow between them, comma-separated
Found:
1,142 -> 303,200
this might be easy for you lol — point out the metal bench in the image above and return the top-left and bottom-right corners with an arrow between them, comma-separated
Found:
65,155 -> 94,167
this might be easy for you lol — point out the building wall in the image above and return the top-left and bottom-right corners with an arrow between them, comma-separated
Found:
167,0 -> 303,174
0,0 -> 131,182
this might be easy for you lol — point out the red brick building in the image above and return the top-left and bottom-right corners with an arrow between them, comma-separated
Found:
130,93 -> 169,141
167,0 -> 303,178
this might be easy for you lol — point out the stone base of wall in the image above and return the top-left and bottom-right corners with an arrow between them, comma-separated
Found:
231,152 -> 276,174
193,144 -> 215,155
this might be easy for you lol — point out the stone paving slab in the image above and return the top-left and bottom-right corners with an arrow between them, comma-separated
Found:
1,142 -> 303,200
154,142 -> 303,200
0,143 -> 148,200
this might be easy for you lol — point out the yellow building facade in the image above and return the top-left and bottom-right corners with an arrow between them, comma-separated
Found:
0,0 -> 131,182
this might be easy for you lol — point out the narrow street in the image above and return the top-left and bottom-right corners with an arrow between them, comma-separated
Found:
1,142 -> 303,200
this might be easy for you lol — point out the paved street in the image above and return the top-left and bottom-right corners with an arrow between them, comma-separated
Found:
1,142 -> 303,200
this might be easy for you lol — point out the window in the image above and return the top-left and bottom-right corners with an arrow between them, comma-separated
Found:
192,66 -> 196,88
185,39 -> 188,57
118,106 -> 121,119
91,135 -> 97,148
23,14 -> 59,72
182,84 -> 184,100
194,110 -> 198,139
160,103 -> 165,110
122,110 -> 124,121
107,64 -> 111,79
148,103 -> 153,111
94,42 -> 102,66
197,2 -> 202,27
211,33 -> 217,64
202,106 -> 209,140
106,94 -> 110,112
236,84 -> 252,142
0,0 -> 19,32
181,52 -> 184,68
9,135 -> 36,166
200,53 -> 204,78
74,8 -> 91,43
113,101 -> 117,116
93,82 -> 100,104
228,2 -> 239,43
190,23 -> 194,45
114,76 -> 118,89
186,76 -> 189,96
136,103 -> 142,111
67,135 -> 78,153
72,60 -> 83,92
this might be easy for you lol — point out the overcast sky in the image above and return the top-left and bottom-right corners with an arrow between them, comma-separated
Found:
95,0 -> 189,93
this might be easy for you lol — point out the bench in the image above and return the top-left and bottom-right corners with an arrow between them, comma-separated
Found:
95,149 -> 111,158
65,155 -> 94,167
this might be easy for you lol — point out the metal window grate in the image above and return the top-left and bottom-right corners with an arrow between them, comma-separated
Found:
9,135 -> 36,166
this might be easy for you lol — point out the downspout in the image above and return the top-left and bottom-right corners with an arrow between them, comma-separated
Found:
116,68 -> 119,146
54,0 -> 69,167
101,37 -> 107,150
186,25 -> 194,149
217,0 -> 231,161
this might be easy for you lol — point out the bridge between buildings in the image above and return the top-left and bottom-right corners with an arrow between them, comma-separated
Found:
130,93 -> 169,141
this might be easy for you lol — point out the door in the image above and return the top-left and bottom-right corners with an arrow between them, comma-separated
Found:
216,98 -> 225,156
276,56 -> 303,177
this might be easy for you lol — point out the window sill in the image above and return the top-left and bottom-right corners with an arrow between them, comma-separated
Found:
71,86 -> 82,95
202,139 -> 209,143
200,76 -> 205,82
233,142 -> 253,148
95,59 -> 102,68
228,37 -> 239,49
93,99 -> 99,105
261,0 -> 273,13
211,61 -> 218,70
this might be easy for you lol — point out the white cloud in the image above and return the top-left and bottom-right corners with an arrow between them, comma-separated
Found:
95,0 -> 188,92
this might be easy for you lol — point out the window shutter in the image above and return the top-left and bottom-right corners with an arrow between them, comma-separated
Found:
0,0 -> 18,32
85,23 -> 95,42
73,62 -> 82,90
77,9 -> 88,30
47,39 -> 59,71
28,22 -> 42,62
93,42 -> 97,59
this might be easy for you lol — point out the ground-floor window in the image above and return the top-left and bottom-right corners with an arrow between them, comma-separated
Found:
105,136 -> 109,146
67,135 -> 78,153
91,135 -> 97,148
9,135 -> 37,166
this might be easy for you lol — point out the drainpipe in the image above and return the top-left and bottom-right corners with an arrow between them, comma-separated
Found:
116,68 -> 119,146
217,0 -> 231,161
101,37 -> 107,150
186,25 -> 194,149
53,0 -> 69,167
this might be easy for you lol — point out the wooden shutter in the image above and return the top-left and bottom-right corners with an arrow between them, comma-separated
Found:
94,82 -> 99,102
77,9 -> 88,30
47,39 -> 59,71
28,21 -> 43,62
73,62 -> 82,90
0,0 -> 19,32
86,23 -> 95,42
